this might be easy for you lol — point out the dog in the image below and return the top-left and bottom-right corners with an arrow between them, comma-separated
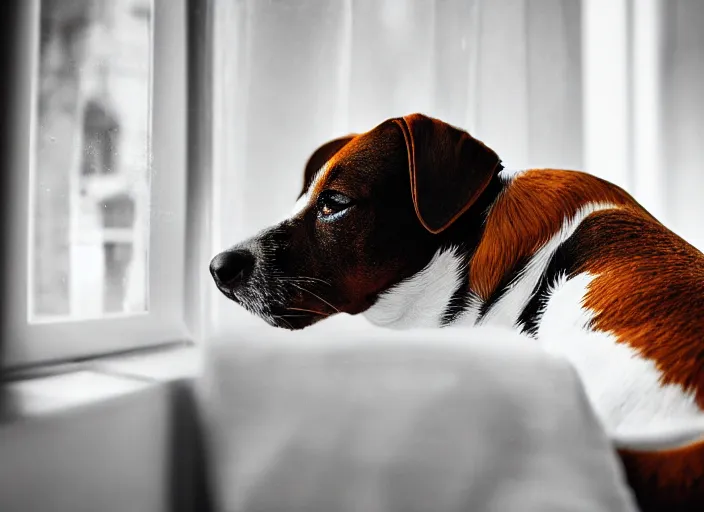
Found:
210,113 -> 704,512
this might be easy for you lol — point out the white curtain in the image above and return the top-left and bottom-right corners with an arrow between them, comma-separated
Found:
662,1 -> 704,253
206,0 -> 704,335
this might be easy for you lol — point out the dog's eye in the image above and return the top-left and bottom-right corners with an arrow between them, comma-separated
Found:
317,191 -> 353,220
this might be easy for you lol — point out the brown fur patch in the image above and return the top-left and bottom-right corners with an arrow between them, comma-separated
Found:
567,208 -> 704,405
619,441 -> 704,512
468,170 -> 653,300
308,134 -> 377,199
300,135 -> 355,198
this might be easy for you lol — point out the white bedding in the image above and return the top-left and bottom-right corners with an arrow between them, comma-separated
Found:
199,324 -> 639,512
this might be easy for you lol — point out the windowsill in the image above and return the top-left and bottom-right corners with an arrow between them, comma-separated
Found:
1,343 -> 201,422
92,343 -> 203,383
0,370 -> 153,421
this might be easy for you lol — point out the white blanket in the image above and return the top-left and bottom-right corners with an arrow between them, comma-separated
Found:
200,324 -> 639,512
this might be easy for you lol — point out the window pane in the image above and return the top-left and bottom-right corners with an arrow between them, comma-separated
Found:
30,0 -> 152,322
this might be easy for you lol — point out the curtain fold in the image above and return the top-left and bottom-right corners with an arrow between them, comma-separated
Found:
663,0 -> 704,251
211,0 -> 583,232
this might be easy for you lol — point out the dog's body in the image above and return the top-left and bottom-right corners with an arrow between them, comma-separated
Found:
211,114 -> 704,511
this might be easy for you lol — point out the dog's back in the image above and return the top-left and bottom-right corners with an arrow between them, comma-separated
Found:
473,169 -> 704,512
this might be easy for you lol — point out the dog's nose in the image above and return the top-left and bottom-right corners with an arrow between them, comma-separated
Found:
210,249 -> 255,288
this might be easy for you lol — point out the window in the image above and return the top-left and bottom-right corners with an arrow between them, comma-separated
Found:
31,0 -> 151,321
2,0 -> 188,369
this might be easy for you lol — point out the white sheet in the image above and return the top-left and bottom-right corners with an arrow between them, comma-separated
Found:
199,324 -> 639,512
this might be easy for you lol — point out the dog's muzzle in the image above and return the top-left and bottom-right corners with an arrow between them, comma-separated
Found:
209,232 -> 334,330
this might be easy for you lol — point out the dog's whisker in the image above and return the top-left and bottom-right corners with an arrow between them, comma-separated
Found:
278,276 -> 332,287
287,306 -> 329,316
271,315 -> 294,329
288,283 -> 340,313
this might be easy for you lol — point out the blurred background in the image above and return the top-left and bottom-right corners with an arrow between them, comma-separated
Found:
29,0 -> 704,329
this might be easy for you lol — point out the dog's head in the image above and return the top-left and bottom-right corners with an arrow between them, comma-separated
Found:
209,113 -> 502,329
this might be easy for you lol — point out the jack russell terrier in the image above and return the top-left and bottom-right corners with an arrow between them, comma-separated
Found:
210,113 -> 704,512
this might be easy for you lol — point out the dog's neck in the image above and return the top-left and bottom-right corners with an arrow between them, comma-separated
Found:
363,246 -> 468,329
364,169 -> 512,330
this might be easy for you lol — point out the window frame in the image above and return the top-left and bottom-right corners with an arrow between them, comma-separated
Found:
2,0 -> 189,370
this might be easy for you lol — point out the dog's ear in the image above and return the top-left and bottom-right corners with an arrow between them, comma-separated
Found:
394,113 -> 501,234
300,135 -> 356,198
